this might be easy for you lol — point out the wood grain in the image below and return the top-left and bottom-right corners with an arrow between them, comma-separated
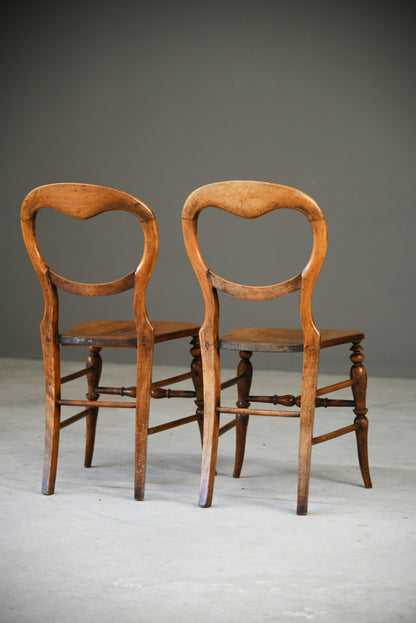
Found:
21,183 -> 201,500
183,180 -> 371,515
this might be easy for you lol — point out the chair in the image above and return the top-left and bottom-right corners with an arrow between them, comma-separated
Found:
182,180 -> 372,515
21,183 -> 203,499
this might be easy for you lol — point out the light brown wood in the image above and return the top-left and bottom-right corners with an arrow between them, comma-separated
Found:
21,183 -> 201,499
208,271 -> 302,301
60,320 -> 200,347
182,180 -> 371,515
218,406 -> 301,417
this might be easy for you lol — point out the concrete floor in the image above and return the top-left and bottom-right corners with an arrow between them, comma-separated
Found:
0,357 -> 415,623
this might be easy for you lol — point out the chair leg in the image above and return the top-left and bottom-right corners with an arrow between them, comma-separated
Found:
41,341 -> 61,495
350,341 -> 372,488
297,346 -> 320,515
84,347 -> 102,468
233,350 -> 252,478
198,337 -> 221,508
190,336 -> 204,444
134,324 -> 154,501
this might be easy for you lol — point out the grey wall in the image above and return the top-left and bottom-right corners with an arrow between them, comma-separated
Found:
2,1 -> 415,378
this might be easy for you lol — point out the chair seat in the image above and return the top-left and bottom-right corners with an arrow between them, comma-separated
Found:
219,327 -> 365,352
59,320 -> 200,347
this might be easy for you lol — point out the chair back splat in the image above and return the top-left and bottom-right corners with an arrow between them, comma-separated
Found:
182,180 -> 372,515
22,183 -> 202,499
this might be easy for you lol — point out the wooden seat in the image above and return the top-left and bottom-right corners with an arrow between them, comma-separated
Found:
220,328 -> 365,352
60,320 -> 200,347
21,183 -> 203,499
182,180 -> 372,515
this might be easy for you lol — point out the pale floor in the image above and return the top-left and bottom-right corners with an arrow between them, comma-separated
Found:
0,357 -> 415,623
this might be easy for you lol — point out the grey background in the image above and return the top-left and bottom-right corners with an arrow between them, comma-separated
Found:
2,1 -> 414,378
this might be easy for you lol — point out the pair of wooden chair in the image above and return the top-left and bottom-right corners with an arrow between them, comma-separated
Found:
21,181 -> 371,514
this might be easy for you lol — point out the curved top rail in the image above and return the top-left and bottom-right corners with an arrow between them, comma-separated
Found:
182,180 -> 326,302
182,180 -> 325,223
21,183 -> 155,222
21,183 -> 158,296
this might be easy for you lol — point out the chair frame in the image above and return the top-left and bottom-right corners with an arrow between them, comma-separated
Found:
21,183 -> 203,499
182,180 -> 372,515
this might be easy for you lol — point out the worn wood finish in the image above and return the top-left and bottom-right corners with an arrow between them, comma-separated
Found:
60,319 -> 200,347
182,180 -> 371,515
21,183 -> 201,499
220,328 -> 365,352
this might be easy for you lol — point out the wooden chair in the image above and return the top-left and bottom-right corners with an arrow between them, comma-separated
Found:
182,180 -> 372,515
21,183 -> 203,499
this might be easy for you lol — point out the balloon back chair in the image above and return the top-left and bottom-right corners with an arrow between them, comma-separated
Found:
21,183 -> 202,499
182,180 -> 372,515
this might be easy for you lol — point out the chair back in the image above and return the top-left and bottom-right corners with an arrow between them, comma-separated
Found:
182,180 -> 327,346
21,183 -> 158,337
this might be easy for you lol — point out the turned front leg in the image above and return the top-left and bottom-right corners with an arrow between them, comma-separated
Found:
350,340 -> 372,488
84,346 -> 102,468
233,350 -> 252,478
190,336 -> 204,444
